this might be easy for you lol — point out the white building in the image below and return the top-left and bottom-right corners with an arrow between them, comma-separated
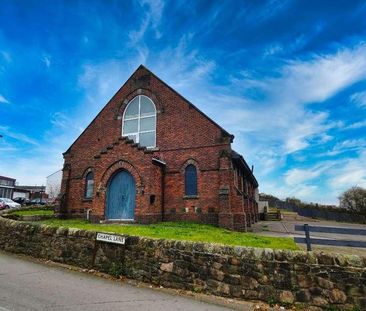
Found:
46,170 -> 62,199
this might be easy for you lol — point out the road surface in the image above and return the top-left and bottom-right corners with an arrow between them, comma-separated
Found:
0,251 -> 235,311
252,219 -> 366,255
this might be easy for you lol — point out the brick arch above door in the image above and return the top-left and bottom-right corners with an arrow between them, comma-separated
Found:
97,160 -> 144,195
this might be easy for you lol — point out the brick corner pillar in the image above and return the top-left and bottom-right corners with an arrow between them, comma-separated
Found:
217,150 -> 234,230
233,213 -> 247,232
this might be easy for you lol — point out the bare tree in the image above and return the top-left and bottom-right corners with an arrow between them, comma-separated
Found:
339,186 -> 366,213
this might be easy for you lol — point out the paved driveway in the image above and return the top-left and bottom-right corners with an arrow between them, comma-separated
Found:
252,219 -> 366,255
0,251 -> 239,311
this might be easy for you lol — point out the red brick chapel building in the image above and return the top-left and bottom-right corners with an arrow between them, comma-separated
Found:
59,65 -> 259,231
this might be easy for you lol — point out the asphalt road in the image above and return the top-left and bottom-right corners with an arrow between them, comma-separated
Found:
252,219 -> 366,255
0,251 -> 233,311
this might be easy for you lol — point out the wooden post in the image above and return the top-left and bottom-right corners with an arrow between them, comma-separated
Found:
304,224 -> 312,251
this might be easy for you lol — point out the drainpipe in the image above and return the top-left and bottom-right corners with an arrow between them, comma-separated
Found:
86,209 -> 91,221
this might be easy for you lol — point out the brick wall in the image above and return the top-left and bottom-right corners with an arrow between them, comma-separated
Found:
60,65 -> 258,230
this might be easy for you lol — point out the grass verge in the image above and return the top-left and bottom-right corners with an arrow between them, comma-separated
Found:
13,209 -> 54,216
39,219 -> 299,250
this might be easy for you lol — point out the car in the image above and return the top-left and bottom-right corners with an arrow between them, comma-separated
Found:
0,198 -> 21,209
12,197 -> 30,206
0,200 -> 6,210
28,198 -> 47,205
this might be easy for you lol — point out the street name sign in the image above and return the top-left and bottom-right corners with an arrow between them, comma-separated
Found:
96,233 -> 126,245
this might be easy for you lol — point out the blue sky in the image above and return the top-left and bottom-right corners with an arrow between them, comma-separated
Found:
1,0 -> 366,204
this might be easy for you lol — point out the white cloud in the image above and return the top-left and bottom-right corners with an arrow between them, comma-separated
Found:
0,121 -> 81,185
215,42 -> 366,168
0,94 -> 10,104
140,0 -> 164,31
325,138 -> 366,156
284,160 -> 336,186
267,43 -> 366,105
134,33 -> 217,98
263,43 -> 283,57
0,126 -> 38,145
334,138 -> 366,150
78,60 -> 133,114
350,91 -> 366,108
50,112 -> 84,132
129,0 -> 165,44
344,120 -> 366,129
42,55 -> 51,68
295,185 -> 319,198
0,148 -> 62,186
328,151 -> 366,190
260,180 -> 324,203
285,168 -> 322,185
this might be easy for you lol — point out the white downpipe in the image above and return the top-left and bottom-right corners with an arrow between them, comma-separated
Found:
86,209 -> 91,221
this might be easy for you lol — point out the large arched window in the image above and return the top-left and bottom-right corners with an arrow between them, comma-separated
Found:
84,171 -> 94,199
185,164 -> 197,196
122,95 -> 156,148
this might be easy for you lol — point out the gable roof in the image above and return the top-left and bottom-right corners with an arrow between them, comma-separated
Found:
139,65 -> 233,139
64,65 -> 233,154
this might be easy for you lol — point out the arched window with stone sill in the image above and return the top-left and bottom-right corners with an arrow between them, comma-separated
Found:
122,95 -> 156,148
185,164 -> 198,196
84,171 -> 94,199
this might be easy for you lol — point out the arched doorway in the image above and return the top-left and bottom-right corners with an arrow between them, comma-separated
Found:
106,170 -> 136,220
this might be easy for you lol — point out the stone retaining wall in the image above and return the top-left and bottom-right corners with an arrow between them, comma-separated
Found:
0,216 -> 365,310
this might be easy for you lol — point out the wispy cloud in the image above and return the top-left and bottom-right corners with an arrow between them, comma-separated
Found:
151,34 -> 216,92
219,43 -> 366,158
284,160 -> 337,186
285,168 -> 322,186
50,112 -> 83,132
0,148 -> 62,186
344,120 -> 366,129
328,151 -> 366,190
350,90 -> 366,108
325,139 -> 366,156
0,126 -> 38,145
129,0 -> 165,45
266,43 -> 366,105
42,54 -> 51,68
0,94 -> 10,104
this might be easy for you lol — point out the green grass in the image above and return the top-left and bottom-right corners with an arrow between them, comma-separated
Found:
39,219 -> 299,250
13,209 -> 54,216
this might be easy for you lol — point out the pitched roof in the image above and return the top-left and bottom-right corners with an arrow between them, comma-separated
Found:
139,65 -> 233,139
64,65 -> 233,154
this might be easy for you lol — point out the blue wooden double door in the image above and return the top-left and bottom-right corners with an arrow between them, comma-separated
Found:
106,170 -> 136,220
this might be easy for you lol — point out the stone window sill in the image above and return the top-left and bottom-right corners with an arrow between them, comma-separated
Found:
183,195 -> 199,200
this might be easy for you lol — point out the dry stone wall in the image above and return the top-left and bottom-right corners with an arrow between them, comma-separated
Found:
0,216 -> 365,310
